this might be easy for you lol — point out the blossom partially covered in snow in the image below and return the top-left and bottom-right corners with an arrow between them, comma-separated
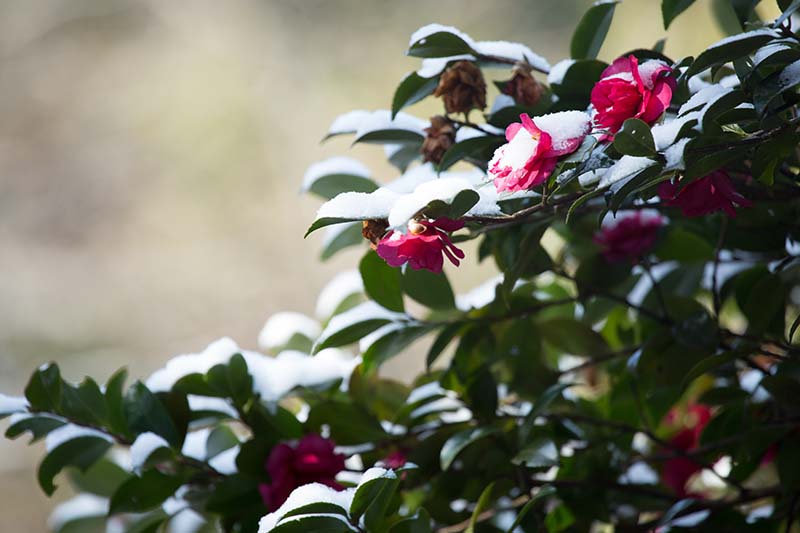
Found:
259,434 -> 346,511
658,170 -> 752,218
590,55 -> 675,139
488,112 -> 591,192
376,218 -> 465,273
594,211 -> 665,263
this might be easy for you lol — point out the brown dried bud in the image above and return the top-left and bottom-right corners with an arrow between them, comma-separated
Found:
362,219 -> 389,249
503,66 -> 544,107
421,115 -> 456,164
433,61 -> 487,114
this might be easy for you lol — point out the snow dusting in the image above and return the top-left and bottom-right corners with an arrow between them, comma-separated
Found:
45,424 -> 112,452
317,188 -> 401,220
328,110 -> 370,136
130,432 -> 170,472
547,59 -> 575,85
354,110 -> 428,140
0,393 -> 27,416
598,156 -> 657,188
473,41 -> 550,72
48,494 -> 107,531
316,270 -> 364,320
456,275 -> 503,310
258,312 -> 321,351
250,348 -> 360,401
533,111 -> 592,152
706,28 -> 778,51
316,301 -> 405,348
409,23 -> 476,49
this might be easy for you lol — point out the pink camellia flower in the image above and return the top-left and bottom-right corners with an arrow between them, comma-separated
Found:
594,211 -> 665,263
590,55 -> 675,139
661,403 -> 713,497
382,450 -> 407,469
488,111 -> 591,193
258,434 -> 346,511
376,218 -> 465,273
658,170 -> 752,217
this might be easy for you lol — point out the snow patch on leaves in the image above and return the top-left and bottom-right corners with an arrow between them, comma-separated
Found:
130,432 -> 170,472
45,424 -> 112,452
0,393 -> 27,415
258,312 -> 322,351
316,271 -> 364,320
48,494 -> 107,531
302,157 -> 371,190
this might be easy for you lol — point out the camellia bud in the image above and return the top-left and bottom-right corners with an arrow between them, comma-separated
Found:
362,219 -> 389,249
421,115 -> 456,164
433,61 -> 487,114
407,221 -> 427,235
503,65 -> 544,107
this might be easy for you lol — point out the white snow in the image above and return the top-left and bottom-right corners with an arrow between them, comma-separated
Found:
406,381 -> 446,405
316,270 -> 364,320
302,157 -> 371,191
719,74 -> 740,88
316,301 -> 405,349
417,55 -> 474,78
130,432 -> 170,472
358,322 -> 406,353
0,394 -> 27,415
209,445 -> 240,475
388,177 -> 478,228
328,110 -> 370,136
258,312 -> 321,351
187,395 -> 237,417
637,60 -> 670,89
618,462 -> 659,485
48,494 -> 107,531
664,138 -> 691,170
456,275 -> 503,310
147,337 -> 241,392
182,428 -> 210,460
249,349 -> 360,401
547,59 -> 575,85
354,110 -> 428,140
598,156 -> 657,188
578,168 -> 606,187
45,424 -> 112,452
534,111 -> 592,153
489,93 -> 515,114
754,42 -> 794,66
705,28 -> 779,51
778,59 -> 800,90
473,41 -> 550,72
316,166 -> 502,230
651,113 -> 698,150
146,337 -> 359,403
317,188 -> 401,221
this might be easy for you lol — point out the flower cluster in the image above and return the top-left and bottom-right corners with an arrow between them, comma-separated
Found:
375,218 -> 465,273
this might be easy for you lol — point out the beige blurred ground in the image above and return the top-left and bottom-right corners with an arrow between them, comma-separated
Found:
0,0 -> 762,530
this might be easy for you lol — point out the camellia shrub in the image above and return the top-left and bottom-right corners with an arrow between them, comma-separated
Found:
5,1 -> 800,531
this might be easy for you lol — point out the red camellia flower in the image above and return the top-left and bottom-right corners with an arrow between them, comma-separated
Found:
594,211 -> 665,263
661,403 -> 713,497
488,111 -> 591,193
258,434 -> 346,511
376,218 -> 465,273
590,55 -> 675,139
658,170 -> 752,218
382,450 -> 407,469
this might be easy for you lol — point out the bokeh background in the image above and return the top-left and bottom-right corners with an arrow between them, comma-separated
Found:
0,0 -> 779,529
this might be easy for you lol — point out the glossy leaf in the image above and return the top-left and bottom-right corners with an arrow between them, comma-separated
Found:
571,1 -> 619,60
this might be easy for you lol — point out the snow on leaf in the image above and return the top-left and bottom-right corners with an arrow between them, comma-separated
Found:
598,156 -> 658,188
302,157 -> 371,191
130,432 -> 170,472
48,494 -> 108,531
316,271 -> 364,320
258,312 -> 321,351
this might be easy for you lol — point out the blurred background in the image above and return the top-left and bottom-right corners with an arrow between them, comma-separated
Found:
0,0 -> 777,529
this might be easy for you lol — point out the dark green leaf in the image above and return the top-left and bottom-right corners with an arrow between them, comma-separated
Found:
306,401 -> 387,445
362,325 -> 432,372
686,29 -> 777,78
539,318 -> 609,356
38,436 -> 112,496
206,425 -> 239,459
427,323 -> 463,369
353,129 -> 425,145
654,227 -> 714,262
314,316 -> 395,352
512,438 -> 558,468
124,382 -> 181,447
407,31 -> 475,58
25,363 -> 62,412
390,509 -> 432,533
5,415 -> 65,443
306,174 -> 377,200
360,251 -> 405,312
776,0 -> 800,26
109,470 -> 184,514
663,0 -> 697,29
440,427 -> 499,470
321,222 -> 364,261
614,119 -> 656,156
105,369 -> 129,437
392,72 -> 440,118
505,486 -> 556,532
466,482 -> 496,533
571,1 -> 619,60
271,516 -> 352,533
437,136 -> 504,172
68,457 -> 131,497
402,267 -> 455,310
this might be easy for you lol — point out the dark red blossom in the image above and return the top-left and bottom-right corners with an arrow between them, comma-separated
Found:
658,170 -> 752,218
376,218 -> 465,273
258,434 -> 346,511
593,212 -> 664,263
661,404 -> 713,497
